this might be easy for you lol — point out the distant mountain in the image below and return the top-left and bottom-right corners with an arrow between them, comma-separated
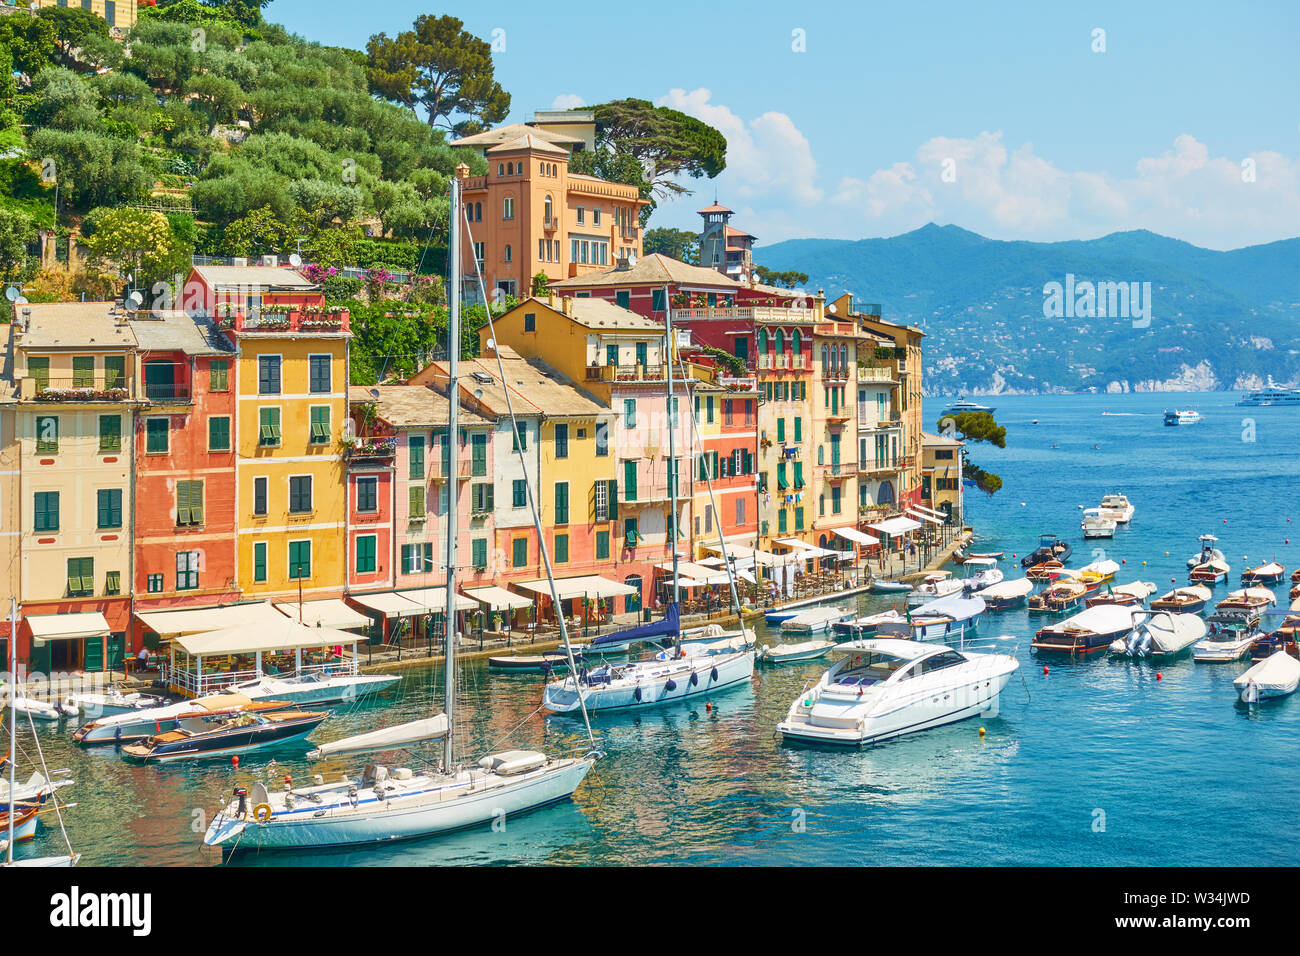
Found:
757,224 -> 1300,395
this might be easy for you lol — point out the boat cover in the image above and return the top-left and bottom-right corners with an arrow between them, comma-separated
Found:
591,602 -> 679,648
308,714 -> 450,757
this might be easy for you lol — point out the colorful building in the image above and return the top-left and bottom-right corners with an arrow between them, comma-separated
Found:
698,201 -> 756,284
27,0 -> 136,32
921,431 -> 965,525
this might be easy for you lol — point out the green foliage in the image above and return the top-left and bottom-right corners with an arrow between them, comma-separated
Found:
699,346 -> 746,377
35,6 -> 110,72
365,15 -> 509,134
0,208 -> 38,284
322,273 -> 363,302
82,206 -> 183,292
28,67 -> 101,132
945,411 -> 1006,448
582,98 -> 727,201
217,205 -> 294,258
754,265 -> 808,289
0,11 -> 58,78
531,271 -> 550,296
31,128 -> 153,211
643,227 -> 700,264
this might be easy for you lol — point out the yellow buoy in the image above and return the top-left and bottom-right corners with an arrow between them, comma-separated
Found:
979,726 -> 986,737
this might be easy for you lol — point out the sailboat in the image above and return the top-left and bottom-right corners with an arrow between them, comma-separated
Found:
4,600 -> 80,866
541,290 -> 756,715
204,176 -> 596,854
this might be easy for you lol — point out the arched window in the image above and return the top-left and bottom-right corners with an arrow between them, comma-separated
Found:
498,164 -> 504,176
758,328 -> 768,352
817,445 -> 824,464
839,344 -> 848,370
504,245 -> 512,262
774,329 -> 784,353
544,195 -> 553,224
791,328 -> 801,354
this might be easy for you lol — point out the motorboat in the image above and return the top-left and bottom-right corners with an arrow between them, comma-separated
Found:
1027,578 -> 1087,615
1190,558 -> 1230,585
1235,650 -> 1300,703
764,607 -> 804,625
780,607 -> 850,636
1098,493 -> 1135,524
72,693 -> 295,747
1077,559 -> 1120,591
488,650 -> 587,673
1025,560 -> 1069,582
218,671 -> 399,706
1187,534 -> 1225,569
1241,562 -> 1285,585
1248,628 -> 1299,662
975,577 -> 1033,610
960,557 -> 1003,592
1086,581 -> 1156,608
833,609 -> 907,638
954,549 -> 1005,563
1193,611 -> 1263,662
1032,604 -> 1135,654
121,708 -> 330,764
1080,508 -> 1117,539
874,595 -> 985,643
1110,611 -> 1206,658
907,570 -> 963,605
869,579 -> 913,595
942,397 -> 996,415
1236,378 -> 1300,407
1151,585 -> 1212,614
1163,409 -> 1201,426
776,638 -> 1019,746
64,689 -> 167,718
1215,587 -> 1277,613
1021,534 -> 1072,568
758,640 -> 836,664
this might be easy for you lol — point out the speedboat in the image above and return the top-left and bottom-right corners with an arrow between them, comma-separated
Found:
488,650 -> 587,673
1086,581 -> 1156,608
1187,534 -> 1225,569
219,671 -> 399,706
1193,611 -> 1263,662
64,689 -> 167,718
1215,587 -> 1277,613
975,577 -> 1033,610
1151,585 -> 1212,613
1032,604 -> 1135,654
1080,508 -> 1117,539
1110,611 -> 1206,658
121,708 -> 330,764
1021,534 -> 1071,568
874,595 -> 985,643
908,570 -> 963,605
960,557 -> 1003,592
1098,493 -> 1135,524
72,693 -> 295,746
833,609 -> 907,638
1236,378 -> 1300,407
780,607 -> 850,636
942,397 -> 996,415
1163,409 -> 1201,426
1241,562 -> 1285,585
776,639 -> 1019,746
1027,578 -> 1087,615
758,640 -> 836,664
1190,558 -> 1230,585
1235,650 -> 1300,703
869,579 -> 913,595
1077,559 -> 1120,591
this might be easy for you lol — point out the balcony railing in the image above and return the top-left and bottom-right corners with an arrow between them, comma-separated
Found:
345,438 -> 397,461
216,307 -> 350,335
859,460 -> 899,475
144,383 -> 192,403
431,460 -> 480,480
585,363 -> 667,383
857,414 -> 900,431
856,365 -> 894,383
25,377 -> 132,403
818,460 -> 856,477
672,305 -> 818,324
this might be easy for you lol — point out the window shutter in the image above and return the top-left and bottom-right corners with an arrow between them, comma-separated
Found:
409,485 -> 425,517
190,483 -> 203,524
607,480 -> 618,521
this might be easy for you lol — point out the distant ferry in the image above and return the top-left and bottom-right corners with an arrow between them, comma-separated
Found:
1163,409 -> 1201,426
943,397 -> 995,415
1237,379 -> 1300,407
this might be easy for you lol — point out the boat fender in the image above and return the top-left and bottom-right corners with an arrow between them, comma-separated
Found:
689,672 -> 699,687
252,803 -> 273,823
665,679 -> 677,691
114,724 -> 122,741
710,667 -> 719,682
633,686 -> 642,702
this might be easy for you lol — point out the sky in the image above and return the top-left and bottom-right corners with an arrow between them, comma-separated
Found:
271,0 -> 1300,251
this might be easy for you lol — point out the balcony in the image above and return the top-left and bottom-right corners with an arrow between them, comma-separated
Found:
673,305 -> 818,324
24,377 -> 132,403
857,414 -> 900,431
823,365 -> 849,380
817,460 -> 856,478
344,438 -> 396,461
217,306 -> 350,335
857,365 -> 894,383
543,217 -> 558,233
585,363 -> 667,383
859,460 -> 899,476
430,460 -> 479,481
143,382 -> 192,404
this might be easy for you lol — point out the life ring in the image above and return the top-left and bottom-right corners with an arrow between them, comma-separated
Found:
252,803 -> 273,823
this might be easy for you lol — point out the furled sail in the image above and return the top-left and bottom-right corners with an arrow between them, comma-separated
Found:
307,715 -> 450,758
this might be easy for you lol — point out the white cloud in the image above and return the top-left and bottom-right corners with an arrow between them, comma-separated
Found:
550,93 -> 586,110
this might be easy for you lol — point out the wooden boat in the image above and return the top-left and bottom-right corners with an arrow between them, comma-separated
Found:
488,650 -> 585,673
120,708 -> 329,763
73,693 -> 296,747
1077,559 -> 1120,592
1150,585 -> 1211,614
0,801 -> 39,844
1025,560 -> 1067,582
757,640 -> 836,664
1021,534 -> 1071,568
975,577 -> 1034,610
1032,604 -> 1134,654
1215,587 -> 1277,613
1189,558 -> 1230,585
1027,580 -> 1087,615
1086,581 -> 1156,608
780,607 -> 850,636
1241,562 -> 1285,585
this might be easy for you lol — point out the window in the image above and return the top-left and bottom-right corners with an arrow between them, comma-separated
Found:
470,433 -> 487,475
503,197 -> 514,219
259,407 -> 280,446
623,517 -> 639,547
147,573 -> 164,593
544,195 -> 553,223
554,482 -> 569,524
471,482 -> 493,513
554,533 -> 569,564
176,480 -> 204,526
143,417 -> 168,454
512,479 -> 527,508
472,538 -> 487,569
736,497 -> 746,525
253,541 -> 268,582
408,435 -> 425,479
208,416 -> 231,451
400,543 -> 433,574
35,415 -> 58,454
309,406 -> 330,444
209,359 -> 229,392
309,355 -> 331,393
356,476 -> 378,513
576,206 -> 585,225
623,399 -> 636,428
176,550 -> 199,591
34,491 -> 59,532
258,355 -> 281,395
593,208 -> 601,226
616,290 -> 631,310
356,535 -> 377,573
72,356 -> 94,388
651,288 -> 667,312
408,484 -> 426,518
289,476 -> 312,514
524,312 -> 536,332
511,422 -> 527,451
512,538 -> 528,568
253,476 -> 268,516
288,540 -> 312,580
67,557 -> 93,597
595,421 -> 608,457
554,423 -> 568,458
595,530 -> 610,560
98,415 -> 121,452
28,356 -> 49,392
104,356 -> 124,390
97,489 -> 122,529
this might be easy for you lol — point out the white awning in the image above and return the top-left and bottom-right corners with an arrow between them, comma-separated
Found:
906,509 -> 944,525
398,587 -> 479,613
512,575 -> 636,600
137,601 -> 289,639
868,516 -> 923,535
26,612 -> 110,641
463,586 -> 533,610
654,561 -> 731,585
348,591 -> 428,618
833,527 -> 881,546
775,537 -> 818,551
274,599 -> 370,631
176,619 -> 364,656
910,503 -> 948,519
701,540 -> 793,567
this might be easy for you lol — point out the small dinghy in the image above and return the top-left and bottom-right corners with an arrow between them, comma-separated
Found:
0,801 -> 40,844
8,697 -> 77,721
1190,558 -> 1230,585
780,607 -> 850,636
1241,562 -> 1285,585
1025,560 -> 1068,582
975,577 -> 1034,610
869,579 -> 913,594
1110,611 -> 1206,658
1151,584 -> 1211,614
758,640 -> 836,664
1235,650 -> 1300,703
488,650 -> 585,673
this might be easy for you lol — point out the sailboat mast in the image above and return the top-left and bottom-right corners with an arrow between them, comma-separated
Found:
664,285 -> 679,623
442,176 -> 461,772
7,598 -> 16,862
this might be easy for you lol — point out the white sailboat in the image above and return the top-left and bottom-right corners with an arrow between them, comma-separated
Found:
203,177 -> 596,854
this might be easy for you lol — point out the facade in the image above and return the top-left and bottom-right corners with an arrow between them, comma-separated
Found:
921,431 -> 965,525
698,202 -> 756,283
687,381 -> 759,559
809,321 -> 866,553
27,0 -> 136,31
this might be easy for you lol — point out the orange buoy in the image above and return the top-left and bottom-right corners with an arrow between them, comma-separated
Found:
232,756 -> 239,768
1042,665 -> 1049,675
705,702 -> 712,712
1156,673 -> 1163,681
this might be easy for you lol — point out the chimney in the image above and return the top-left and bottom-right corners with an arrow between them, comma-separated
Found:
547,290 -> 556,308
561,296 -> 573,317
455,162 -> 470,180
614,254 -> 632,272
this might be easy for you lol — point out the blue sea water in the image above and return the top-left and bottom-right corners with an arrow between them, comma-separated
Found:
11,391 -> 1300,867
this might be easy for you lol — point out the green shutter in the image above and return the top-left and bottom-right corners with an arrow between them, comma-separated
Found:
777,418 -> 785,443
555,482 -> 568,524
253,542 -> 267,582
554,534 -> 569,563
472,538 -> 487,568
409,436 -> 425,479
623,460 -> 637,501
99,415 -> 121,452
409,484 -> 426,517
607,480 -> 618,521
209,416 -> 230,451
310,407 -> 330,444
72,356 -> 94,388
794,417 -> 802,442
595,530 -> 609,560
209,359 -> 228,392
512,538 -> 527,567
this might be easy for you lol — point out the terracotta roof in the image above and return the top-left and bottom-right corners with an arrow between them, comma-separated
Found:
435,347 -> 606,418
486,133 -> 571,156
921,431 -> 964,447
349,384 -> 492,429
697,202 -> 732,214
192,265 -> 317,291
130,311 -> 233,356
549,254 -> 746,291
724,225 -> 755,240
452,123 -> 581,150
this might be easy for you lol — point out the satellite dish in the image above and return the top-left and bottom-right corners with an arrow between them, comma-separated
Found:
126,291 -> 144,310
627,253 -> 637,267
5,287 -> 18,302
369,388 -> 380,399
14,296 -> 27,305
289,253 -> 303,268
486,338 -> 496,350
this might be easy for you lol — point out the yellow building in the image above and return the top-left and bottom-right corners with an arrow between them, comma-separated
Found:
28,0 -> 136,31
921,431 -> 965,525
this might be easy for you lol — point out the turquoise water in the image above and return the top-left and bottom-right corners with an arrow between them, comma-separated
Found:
11,391 -> 1300,866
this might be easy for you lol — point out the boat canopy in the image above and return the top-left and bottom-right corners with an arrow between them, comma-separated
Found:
591,603 -> 679,648
175,619 -> 363,656
307,715 -> 450,758
512,574 -> 636,601
833,527 -> 881,546
963,557 -> 997,568
273,599 -> 370,631
1047,604 -> 1135,634
1111,581 -> 1157,598
978,578 -> 1034,599
912,595 -> 985,619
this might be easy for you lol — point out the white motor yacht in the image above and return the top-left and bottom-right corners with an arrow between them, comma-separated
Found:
961,557 -> 1003,592
777,639 -> 1019,746
908,570 -> 964,605
1098,493 -> 1135,524
1080,507 -> 1117,539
